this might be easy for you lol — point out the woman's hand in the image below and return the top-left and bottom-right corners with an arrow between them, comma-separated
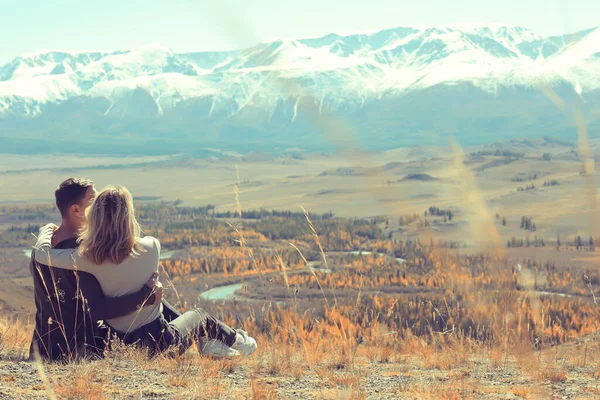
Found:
144,272 -> 163,305
39,223 -> 59,233
152,281 -> 163,305
36,223 -> 58,244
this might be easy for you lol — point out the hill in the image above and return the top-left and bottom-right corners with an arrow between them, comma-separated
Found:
400,173 -> 440,182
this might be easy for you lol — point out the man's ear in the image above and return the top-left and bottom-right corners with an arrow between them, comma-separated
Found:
71,203 -> 81,216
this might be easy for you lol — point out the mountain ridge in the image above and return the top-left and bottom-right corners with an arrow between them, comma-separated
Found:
1,24 -> 599,154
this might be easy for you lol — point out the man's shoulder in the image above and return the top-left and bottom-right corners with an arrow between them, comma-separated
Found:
30,236 -> 84,276
53,237 -> 79,249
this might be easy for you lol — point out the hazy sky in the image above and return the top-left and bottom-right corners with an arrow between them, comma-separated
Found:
0,0 -> 598,64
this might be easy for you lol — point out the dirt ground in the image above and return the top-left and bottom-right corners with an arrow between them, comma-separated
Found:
0,339 -> 599,400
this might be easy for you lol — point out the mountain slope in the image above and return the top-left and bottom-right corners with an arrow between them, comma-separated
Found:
1,25 -> 599,154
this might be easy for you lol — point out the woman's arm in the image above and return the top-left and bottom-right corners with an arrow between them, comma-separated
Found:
79,272 -> 157,320
33,224 -> 93,272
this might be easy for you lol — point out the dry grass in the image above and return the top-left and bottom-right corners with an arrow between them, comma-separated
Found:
0,308 -> 32,360
2,207 -> 599,399
250,379 -> 277,400
0,312 -> 598,399
253,341 -> 304,377
166,356 -> 195,388
423,349 -> 470,371
53,363 -> 108,400
363,344 -> 395,364
2,270 -> 597,400
334,386 -> 367,400
328,372 -> 361,389
539,365 -> 568,382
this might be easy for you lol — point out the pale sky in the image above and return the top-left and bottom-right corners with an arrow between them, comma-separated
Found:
0,0 -> 598,65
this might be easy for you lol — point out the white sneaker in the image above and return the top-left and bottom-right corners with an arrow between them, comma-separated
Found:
231,329 -> 258,356
198,337 -> 240,358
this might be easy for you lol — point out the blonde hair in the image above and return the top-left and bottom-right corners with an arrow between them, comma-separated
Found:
78,185 -> 145,265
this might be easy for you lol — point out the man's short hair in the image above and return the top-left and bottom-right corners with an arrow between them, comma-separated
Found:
55,178 -> 94,217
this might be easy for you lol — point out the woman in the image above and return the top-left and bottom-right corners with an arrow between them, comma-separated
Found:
33,185 -> 257,358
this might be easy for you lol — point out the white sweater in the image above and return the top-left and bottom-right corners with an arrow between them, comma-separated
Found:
33,224 -> 163,333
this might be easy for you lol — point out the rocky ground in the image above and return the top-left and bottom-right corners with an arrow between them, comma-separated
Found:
1,337 -> 599,400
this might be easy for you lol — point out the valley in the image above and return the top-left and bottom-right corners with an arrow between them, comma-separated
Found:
2,136 -> 600,314
1,136 -> 598,239
2,137 -> 600,398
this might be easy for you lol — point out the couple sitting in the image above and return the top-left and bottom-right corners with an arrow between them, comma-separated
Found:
30,177 -> 256,361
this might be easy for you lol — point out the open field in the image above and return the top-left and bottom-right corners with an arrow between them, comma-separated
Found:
2,138 -> 600,244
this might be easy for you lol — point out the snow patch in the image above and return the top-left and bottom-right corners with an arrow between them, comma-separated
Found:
1,25 -> 600,116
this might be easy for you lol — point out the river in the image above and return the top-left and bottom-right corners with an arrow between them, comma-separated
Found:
160,250 -> 177,260
199,283 -> 244,301
348,250 -> 406,263
535,291 -> 573,298
306,262 -> 332,274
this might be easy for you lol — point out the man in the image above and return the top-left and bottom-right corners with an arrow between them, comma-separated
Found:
30,178 -> 164,361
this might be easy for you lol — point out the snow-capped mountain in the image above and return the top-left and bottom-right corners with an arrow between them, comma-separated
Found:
1,25 -> 599,154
